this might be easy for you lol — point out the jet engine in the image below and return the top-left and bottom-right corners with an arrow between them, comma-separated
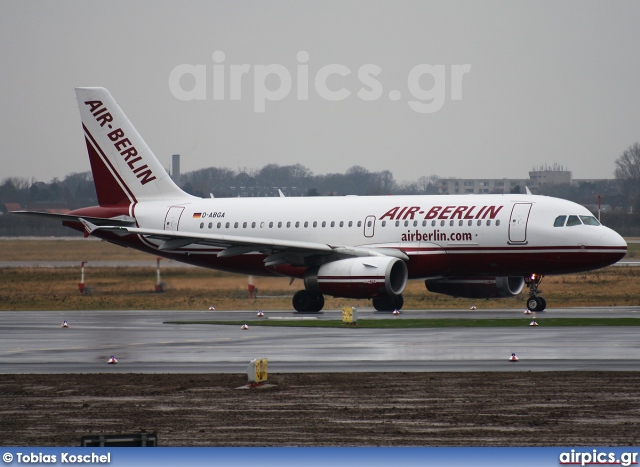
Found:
304,256 -> 408,299
425,276 -> 525,299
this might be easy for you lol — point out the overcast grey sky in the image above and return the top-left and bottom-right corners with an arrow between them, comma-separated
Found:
2,1 -> 639,184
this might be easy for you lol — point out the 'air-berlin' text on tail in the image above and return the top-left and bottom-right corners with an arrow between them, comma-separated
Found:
76,87 -> 191,206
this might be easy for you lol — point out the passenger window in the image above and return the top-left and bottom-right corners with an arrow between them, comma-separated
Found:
477,220 -> 481,226
441,220 -> 445,227
200,222 -> 204,229
566,215 -> 582,227
413,220 -> 418,227
459,220 -> 463,226
339,221 -> 344,227
468,220 -> 472,226
580,216 -> 600,226
395,221 -> 400,227
449,220 -> 454,227
225,222 -> 230,228
208,222 -> 212,229
217,222 -> 221,228
367,221 -> 372,227
496,220 -> 500,226
348,221 -> 353,227
381,221 -> 386,227
295,221 -> 300,228
304,221 -> 308,228
554,215 -> 567,227
422,220 -> 427,227
331,221 -> 335,227
322,221 -> 326,227
251,222 -> 256,228
269,222 -> 273,228
486,220 -> 491,226
404,220 -> 409,227
278,221 -> 282,228
243,222 -> 247,228
286,222 -> 291,228
432,220 -> 436,227
234,222 -> 238,228
313,221 -> 317,227
357,221 -> 362,227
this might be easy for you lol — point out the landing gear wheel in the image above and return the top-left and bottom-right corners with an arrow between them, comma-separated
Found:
539,297 -> 547,311
524,274 -> 547,311
372,294 -> 404,312
311,294 -> 325,312
527,296 -> 544,311
292,290 -> 324,312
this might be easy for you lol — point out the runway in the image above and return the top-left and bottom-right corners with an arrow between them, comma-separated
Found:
1,307 -> 639,373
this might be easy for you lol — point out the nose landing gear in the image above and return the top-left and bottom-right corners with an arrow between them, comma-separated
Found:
524,274 -> 547,311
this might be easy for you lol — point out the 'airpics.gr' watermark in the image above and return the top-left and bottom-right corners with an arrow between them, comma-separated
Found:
169,51 -> 471,113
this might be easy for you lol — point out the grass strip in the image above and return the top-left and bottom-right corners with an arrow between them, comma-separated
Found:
164,318 -> 640,328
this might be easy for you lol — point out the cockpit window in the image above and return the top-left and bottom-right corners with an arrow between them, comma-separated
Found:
580,215 -> 600,226
553,215 -> 566,227
566,215 -> 582,226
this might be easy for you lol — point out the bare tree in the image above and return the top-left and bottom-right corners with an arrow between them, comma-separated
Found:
614,142 -> 640,199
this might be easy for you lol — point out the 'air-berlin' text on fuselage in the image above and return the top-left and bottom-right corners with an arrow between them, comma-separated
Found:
84,100 -> 157,186
380,205 -> 503,221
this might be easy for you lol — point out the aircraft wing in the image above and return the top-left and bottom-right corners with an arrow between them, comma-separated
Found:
80,220 -> 408,267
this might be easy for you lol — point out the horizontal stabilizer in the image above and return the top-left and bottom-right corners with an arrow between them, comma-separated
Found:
11,211 -> 136,226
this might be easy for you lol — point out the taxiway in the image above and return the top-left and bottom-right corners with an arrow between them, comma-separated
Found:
1,307 -> 639,373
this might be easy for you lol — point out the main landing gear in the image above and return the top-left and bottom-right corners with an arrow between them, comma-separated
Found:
292,290 -> 325,312
372,294 -> 404,312
524,274 -> 547,311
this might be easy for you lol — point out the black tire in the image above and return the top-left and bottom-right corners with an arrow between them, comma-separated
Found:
539,297 -> 547,311
373,295 -> 403,312
292,290 -> 313,312
310,294 -> 325,312
527,296 -> 543,311
372,297 -> 390,312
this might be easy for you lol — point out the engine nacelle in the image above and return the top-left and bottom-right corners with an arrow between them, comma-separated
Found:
304,257 -> 408,299
425,276 -> 525,299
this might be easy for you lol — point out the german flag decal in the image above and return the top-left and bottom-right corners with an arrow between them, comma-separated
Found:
192,213 -> 202,218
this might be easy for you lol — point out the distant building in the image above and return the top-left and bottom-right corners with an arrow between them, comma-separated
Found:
437,164 -> 576,195
438,178 -> 528,195
529,164 -> 572,185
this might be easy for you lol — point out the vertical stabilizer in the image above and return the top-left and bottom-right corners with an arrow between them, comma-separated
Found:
75,87 -> 193,206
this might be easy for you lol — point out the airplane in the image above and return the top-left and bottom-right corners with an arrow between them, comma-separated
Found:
14,87 -> 628,312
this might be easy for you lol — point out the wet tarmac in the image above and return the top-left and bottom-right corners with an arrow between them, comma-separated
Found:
1,307 -> 639,373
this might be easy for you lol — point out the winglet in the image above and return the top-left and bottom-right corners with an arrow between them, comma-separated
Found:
79,218 -> 98,237
525,186 -> 532,195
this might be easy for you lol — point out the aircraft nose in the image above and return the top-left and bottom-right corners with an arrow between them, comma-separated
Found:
600,227 -> 627,247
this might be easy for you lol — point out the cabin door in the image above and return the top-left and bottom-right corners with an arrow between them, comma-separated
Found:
508,203 -> 532,244
164,206 -> 185,231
